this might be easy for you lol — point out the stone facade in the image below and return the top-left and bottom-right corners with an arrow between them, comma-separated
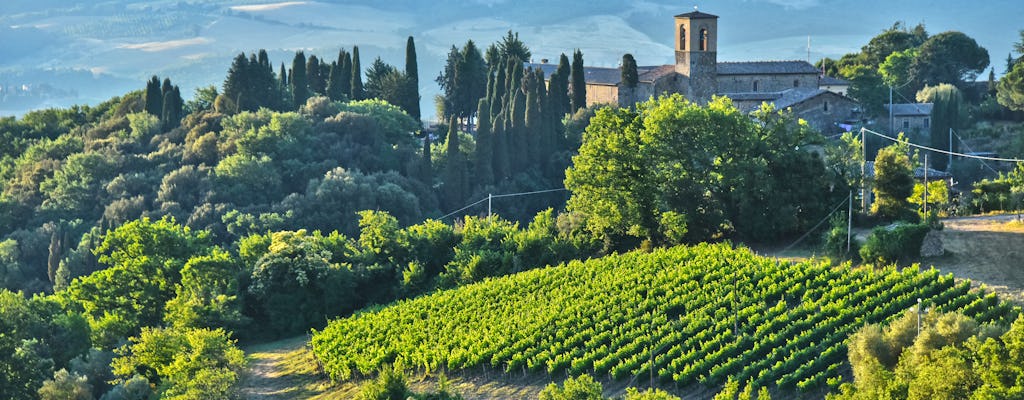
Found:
717,73 -> 819,94
529,8 -> 861,131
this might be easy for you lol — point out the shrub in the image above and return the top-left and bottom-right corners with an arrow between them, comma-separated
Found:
859,223 -> 931,265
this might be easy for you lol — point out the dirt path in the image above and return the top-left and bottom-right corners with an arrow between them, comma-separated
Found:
927,215 -> 1024,304
239,336 -> 333,400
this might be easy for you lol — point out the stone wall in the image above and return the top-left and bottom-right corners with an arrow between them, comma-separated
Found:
718,73 -> 819,93
586,84 -> 620,106
788,92 -> 859,134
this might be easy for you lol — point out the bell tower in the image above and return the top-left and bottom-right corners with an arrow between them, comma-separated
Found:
674,8 -> 718,103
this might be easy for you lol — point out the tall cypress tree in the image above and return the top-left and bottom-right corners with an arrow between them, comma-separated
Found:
524,69 -> 543,167
326,62 -> 344,101
291,51 -> 309,109
570,49 -> 587,112
475,98 -> 494,186
443,116 -> 466,209
510,85 -> 527,171
307,55 -> 325,95
406,36 -> 421,122
340,50 -> 353,100
223,54 -> 250,111
162,86 -> 183,130
491,109 -> 510,182
351,46 -> 364,100
145,76 -> 162,117
490,64 -> 507,119
553,53 -> 571,116
420,134 -> 432,184
279,62 -> 288,87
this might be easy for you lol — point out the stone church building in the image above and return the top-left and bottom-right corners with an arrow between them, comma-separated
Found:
527,9 -> 860,133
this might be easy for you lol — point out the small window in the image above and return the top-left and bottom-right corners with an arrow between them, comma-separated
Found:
794,79 -> 800,88
679,26 -> 686,51
923,118 -> 930,128
824,101 -> 829,112
903,120 -> 910,130
699,28 -> 708,51
753,81 -> 759,92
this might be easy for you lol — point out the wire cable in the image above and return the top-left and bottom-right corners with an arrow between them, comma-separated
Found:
862,128 -> 1024,163
781,195 -> 850,253
436,187 -> 568,220
950,128 -> 1000,174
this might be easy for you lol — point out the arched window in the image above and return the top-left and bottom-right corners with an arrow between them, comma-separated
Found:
679,26 -> 686,51
753,81 -> 759,92
794,79 -> 800,88
824,101 -> 830,112
699,28 -> 708,51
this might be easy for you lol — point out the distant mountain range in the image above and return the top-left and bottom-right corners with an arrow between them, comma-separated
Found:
2,0 -> 1020,119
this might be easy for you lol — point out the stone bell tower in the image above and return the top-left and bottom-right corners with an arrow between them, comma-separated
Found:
674,8 -> 718,103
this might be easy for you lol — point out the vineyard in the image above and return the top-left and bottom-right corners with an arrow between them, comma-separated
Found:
311,244 -> 1019,394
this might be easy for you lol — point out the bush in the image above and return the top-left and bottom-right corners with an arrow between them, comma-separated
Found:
859,223 -> 931,265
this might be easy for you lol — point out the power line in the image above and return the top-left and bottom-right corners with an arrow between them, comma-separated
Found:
436,187 -> 568,221
862,128 -> 1024,163
951,128 -> 1000,174
778,195 -> 851,253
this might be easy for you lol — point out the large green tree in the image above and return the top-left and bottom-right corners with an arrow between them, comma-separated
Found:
291,51 -> 309,109
565,95 -> 835,247
870,143 -> 915,220
570,50 -> 587,113
910,31 -> 990,89
917,84 -> 963,169
998,61 -> 1024,111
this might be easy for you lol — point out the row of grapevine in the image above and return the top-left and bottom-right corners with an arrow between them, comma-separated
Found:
311,243 -> 1020,394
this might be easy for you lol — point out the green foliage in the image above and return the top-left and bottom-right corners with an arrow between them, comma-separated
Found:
998,61 -> 1024,112
64,217 -> 214,348
110,327 -> 245,400
565,95 -> 837,248
871,144 -> 916,220
164,249 -> 246,331
357,366 -> 410,400
570,50 -> 587,113
539,374 -> 603,400
245,230 -> 356,337
621,54 -> 639,89
98,375 -> 152,400
917,84 -> 964,169
859,222 -> 931,265
312,244 -> 1015,391
624,387 -> 682,400
832,312 -> 1024,400
910,31 -> 990,89
841,65 -> 887,117
38,369 -> 92,400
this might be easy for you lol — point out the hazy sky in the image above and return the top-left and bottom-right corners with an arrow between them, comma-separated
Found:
1,0 -> 1021,118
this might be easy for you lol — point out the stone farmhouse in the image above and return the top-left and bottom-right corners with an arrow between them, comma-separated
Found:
527,9 -> 860,133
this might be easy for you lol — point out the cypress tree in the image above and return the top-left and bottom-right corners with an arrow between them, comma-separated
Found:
492,109 -> 510,182
443,116 -> 465,209
161,77 -> 173,98
490,64 -> 507,119
351,46 -> 364,100
145,76 -> 162,117
510,86 -> 527,171
988,68 -> 997,96
340,50 -> 353,100
291,51 -> 309,109
570,49 -> 587,112
162,86 -> 183,130
307,55 -> 325,95
421,133 -> 432,184
224,53 -> 251,111
326,62 -> 344,101
258,49 -> 271,70
524,69 -> 543,167
552,53 -> 571,116
279,62 -> 288,87
621,53 -> 639,88
406,36 -> 421,122
475,98 -> 494,186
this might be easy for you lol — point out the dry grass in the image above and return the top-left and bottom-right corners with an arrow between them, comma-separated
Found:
924,216 -> 1024,304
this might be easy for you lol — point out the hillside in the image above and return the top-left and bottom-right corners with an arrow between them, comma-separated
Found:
310,243 -> 1019,398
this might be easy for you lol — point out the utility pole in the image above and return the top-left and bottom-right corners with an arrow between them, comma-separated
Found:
917,298 -> 923,336
487,193 -> 492,218
847,191 -> 853,253
948,127 -> 953,172
861,128 -> 868,213
889,86 -> 895,135
923,154 -> 929,216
